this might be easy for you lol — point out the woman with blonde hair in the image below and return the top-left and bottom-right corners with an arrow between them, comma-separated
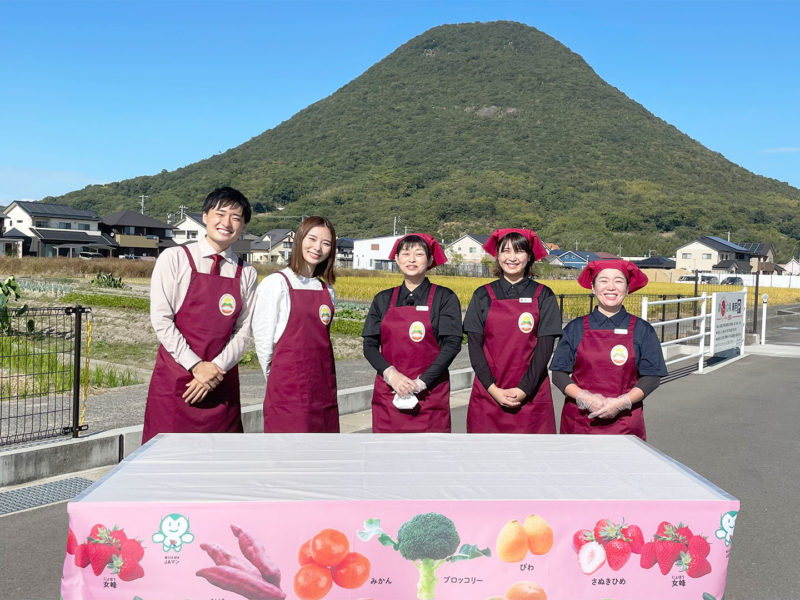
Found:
253,216 -> 339,432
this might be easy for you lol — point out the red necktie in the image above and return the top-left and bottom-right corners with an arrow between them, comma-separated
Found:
210,254 -> 223,277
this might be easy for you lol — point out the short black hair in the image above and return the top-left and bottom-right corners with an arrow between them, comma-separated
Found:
202,187 -> 252,223
395,234 -> 431,260
492,231 -> 535,278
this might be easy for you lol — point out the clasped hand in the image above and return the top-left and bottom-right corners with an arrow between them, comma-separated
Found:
576,390 -> 632,420
384,366 -> 426,398
183,361 -> 226,404
488,384 -> 526,409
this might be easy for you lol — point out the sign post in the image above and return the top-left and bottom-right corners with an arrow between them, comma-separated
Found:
710,291 -> 747,358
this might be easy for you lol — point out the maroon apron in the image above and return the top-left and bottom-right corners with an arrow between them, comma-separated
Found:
142,246 -> 244,443
372,285 -> 451,433
263,271 -> 339,432
467,283 -> 556,433
560,314 -> 645,440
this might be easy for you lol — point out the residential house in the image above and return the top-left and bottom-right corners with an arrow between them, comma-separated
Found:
546,250 -> 601,269
738,242 -> 775,272
674,236 -> 753,273
250,229 -> 294,264
444,234 -> 490,264
353,235 -> 402,270
335,237 -> 354,268
100,209 -> 175,259
2,201 -> 115,257
171,213 -> 206,245
781,258 -> 800,275
632,255 -> 676,269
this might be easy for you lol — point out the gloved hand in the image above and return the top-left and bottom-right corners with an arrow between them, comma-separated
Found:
383,366 -> 417,397
575,389 -> 606,413
589,393 -> 632,420
413,378 -> 427,394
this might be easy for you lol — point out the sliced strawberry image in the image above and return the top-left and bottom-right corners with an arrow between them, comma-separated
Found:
639,541 -> 657,569
655,539 -> 682,575
88,541 -> 116,576
605,538 -> 632,571
66,529 -> 78,555
74,544 -> 90,568
688,535 -> 711,558
680,550 -> 712,578
578,541 -> 606,574
621,524 -> 645,554
572,529 -> 595,552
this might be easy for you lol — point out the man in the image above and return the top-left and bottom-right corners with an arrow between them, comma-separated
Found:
142,187 -> 257,443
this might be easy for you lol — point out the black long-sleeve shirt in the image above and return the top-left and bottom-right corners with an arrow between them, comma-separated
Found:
362,278 -> 462,388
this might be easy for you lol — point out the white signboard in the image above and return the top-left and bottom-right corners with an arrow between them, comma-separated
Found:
711,291 -> 746,354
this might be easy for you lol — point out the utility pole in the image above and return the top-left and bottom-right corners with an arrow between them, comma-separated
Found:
178,205 -> 187,220
139,194 -> 149,215
393,216 -> 399,236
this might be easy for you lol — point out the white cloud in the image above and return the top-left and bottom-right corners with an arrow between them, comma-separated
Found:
760,147 -> 800,154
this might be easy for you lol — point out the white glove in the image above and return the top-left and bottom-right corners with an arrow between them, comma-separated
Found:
575,389 -> 605,413
589,393 -> 632,419
413,378 -> 427,393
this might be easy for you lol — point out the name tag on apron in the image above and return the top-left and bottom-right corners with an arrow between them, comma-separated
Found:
416,305 -> 429,311
518,297 -> 533,303
614,328 -> 628,335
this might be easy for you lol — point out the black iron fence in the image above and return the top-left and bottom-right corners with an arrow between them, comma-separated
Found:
0,306 -> 90,447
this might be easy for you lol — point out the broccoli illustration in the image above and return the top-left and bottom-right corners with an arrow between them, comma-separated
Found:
358,512 -> 491,600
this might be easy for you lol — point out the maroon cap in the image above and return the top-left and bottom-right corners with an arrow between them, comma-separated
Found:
482,228 -> 548,261
389,233 -> 448,269
577,259 -> 649,293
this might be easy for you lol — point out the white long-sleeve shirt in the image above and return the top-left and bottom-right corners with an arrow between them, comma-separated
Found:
252,267 -> 336,382
149,237 -> 258,372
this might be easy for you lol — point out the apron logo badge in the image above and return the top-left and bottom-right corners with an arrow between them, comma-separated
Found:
518,312 -> 535,333
319,304 -> 332,325
610,344 -> 629,366
409,321 -> 426,342
218,294 -> 236,316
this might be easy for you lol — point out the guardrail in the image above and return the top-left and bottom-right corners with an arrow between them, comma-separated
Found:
641,293 -> 709,373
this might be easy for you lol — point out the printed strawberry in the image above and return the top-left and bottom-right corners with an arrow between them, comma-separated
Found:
676,524 -> 693,546
621,524 -> 645,553
572,529 -> 595,552
108,528 -> 128,546
688,535 -> 711,558
74,543 -> 90,568
89,523 -> 108,540
655,521 -> 677,539
120,539 -> 144,563
88,541 -> 116,576
118,560 -> 144,582
640,541 -> 657,569
66,529 -> 78,555
655,539 -> 682,575
680,550 -> 712,578
593,518 -> 622,545
605,538 -> 632,571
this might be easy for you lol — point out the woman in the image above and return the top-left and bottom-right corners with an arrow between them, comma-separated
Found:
463,228 -> 562,433
362,233 -> 462,433
551,259 -> 668,440
252,216 -> 339,432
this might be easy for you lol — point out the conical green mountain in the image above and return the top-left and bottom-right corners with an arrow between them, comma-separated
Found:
50,21 -> 800,258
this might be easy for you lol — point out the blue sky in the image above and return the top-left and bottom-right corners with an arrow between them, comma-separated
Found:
1,0 -> 798,204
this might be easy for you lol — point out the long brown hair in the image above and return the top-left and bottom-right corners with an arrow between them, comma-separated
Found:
289,216 -> 337,284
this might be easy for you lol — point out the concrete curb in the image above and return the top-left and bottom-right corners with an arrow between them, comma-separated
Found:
0,368 -> 475,488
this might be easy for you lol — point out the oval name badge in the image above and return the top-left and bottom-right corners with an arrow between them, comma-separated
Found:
409,320 -> 426,342
218,293 -> 236,316
319,304 -> 332,325
610,344 -> 629,366
518,312 -> 535,334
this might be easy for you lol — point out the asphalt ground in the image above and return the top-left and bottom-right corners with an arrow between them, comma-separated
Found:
2,324 -> 800,600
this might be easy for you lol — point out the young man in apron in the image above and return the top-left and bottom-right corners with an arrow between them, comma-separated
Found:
142,187 -> 257,443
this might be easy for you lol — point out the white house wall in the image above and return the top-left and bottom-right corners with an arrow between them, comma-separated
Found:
353,236 -> 401,270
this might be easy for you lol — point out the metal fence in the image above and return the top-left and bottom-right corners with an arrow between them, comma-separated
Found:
0,306 -> 90,447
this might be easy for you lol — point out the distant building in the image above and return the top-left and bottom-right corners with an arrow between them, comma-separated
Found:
100,209 -> 175,259
546,249 -> 600,269
633,255 -> 676,269
445,234 -> 490,264
171,213 -> 206,245
782,258 -> 800,276
674,236 -> 755,273
2,201 -> 115,257
353,235 -> 401,270
250,229 -> 294,264
335,237 -> 354,268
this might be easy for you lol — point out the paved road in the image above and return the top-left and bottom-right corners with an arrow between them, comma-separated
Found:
2,325 -> 800,599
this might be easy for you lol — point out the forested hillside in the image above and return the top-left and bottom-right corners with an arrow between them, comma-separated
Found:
48,21 -> 800,259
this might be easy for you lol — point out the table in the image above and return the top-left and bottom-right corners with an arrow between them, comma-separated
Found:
61,434 -> 739,600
